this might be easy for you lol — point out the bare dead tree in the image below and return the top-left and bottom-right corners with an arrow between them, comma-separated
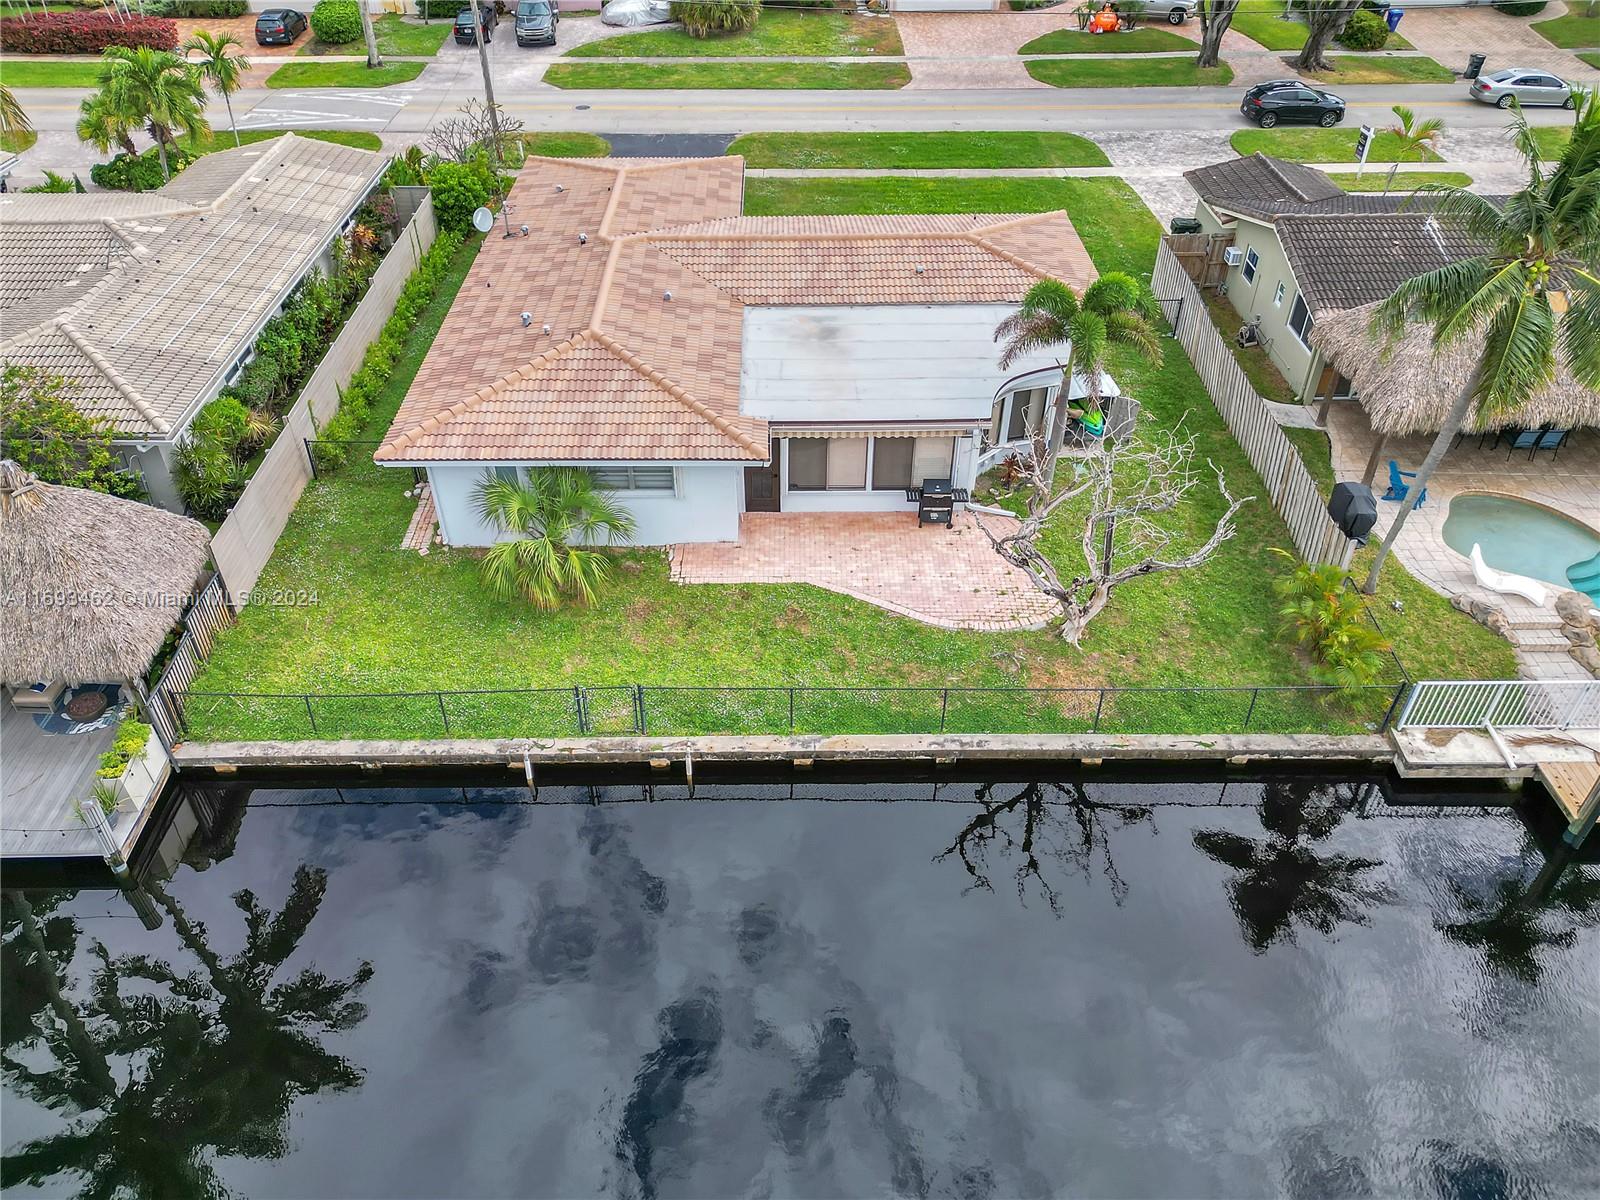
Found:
1194,0 -> 1241,70
1293,0 -> 1361,73
972,427 -> 1254,646
424,98 -> 525,164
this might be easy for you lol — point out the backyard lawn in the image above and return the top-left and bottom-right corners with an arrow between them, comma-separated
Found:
1302,55 -> 1453,85
1331,170 -> 1472,192
184,170 -> 1513,740
1227,1 -> 1307,50
1531,12 -> 1600,49
1231,127 -> 1442,163
298,14 -> 451,56
543,61 -> 911,88
564,9 -> 903,56
1017,28 -> 1193,54
727,131 -> 1109,168
1026,58 -> 1233,87
264,61 -> 425,88
0,60 -> 102,87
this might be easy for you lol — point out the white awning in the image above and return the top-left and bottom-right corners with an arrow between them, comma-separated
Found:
771,427 -> 976,439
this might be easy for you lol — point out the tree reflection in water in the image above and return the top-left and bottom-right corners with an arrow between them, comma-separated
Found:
1192,779 -> 1390,953
936,781 -> 1154,913
1,861 -> 371,1198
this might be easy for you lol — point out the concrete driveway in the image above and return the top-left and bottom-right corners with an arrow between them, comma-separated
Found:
894,11 -> 1074,89
1395,1 -> 1600,85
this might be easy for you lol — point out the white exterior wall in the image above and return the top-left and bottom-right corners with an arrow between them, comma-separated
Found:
776,433 -> 979,513
426,461 -> 745,547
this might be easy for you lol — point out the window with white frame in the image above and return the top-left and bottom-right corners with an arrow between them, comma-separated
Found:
1273,281 -> 1285,308
1242,247 -> 1259,284
588,466 -> 676,492
871,436 -> 954,490
1287,293 -> 1314,349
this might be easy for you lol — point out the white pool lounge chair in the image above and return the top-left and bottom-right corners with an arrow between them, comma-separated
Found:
1470,543 -> 1548,607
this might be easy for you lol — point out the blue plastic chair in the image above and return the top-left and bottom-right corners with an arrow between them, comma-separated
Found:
1532,428 -> 1568,460
1504,428 -> 1540,458
1382,460 -> 1426,510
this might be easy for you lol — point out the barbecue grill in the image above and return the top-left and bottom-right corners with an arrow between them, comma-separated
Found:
906,477 -> 969,529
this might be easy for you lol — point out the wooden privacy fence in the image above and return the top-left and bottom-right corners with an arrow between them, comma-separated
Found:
1152,239 -> 1354,569
143,574 -> 235,749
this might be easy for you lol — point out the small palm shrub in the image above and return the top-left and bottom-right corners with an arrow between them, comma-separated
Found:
670,0 -> 759,39
22,170 -> 75,193
1269,549 -> 1393,688
310,0 -> 363,44
174,431 -> 243,520
474,468 -> 637,610
1338,8 -> 1388,49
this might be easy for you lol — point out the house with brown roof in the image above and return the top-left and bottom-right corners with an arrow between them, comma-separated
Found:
0,135 -> 387,510
376,155 -> 1097,547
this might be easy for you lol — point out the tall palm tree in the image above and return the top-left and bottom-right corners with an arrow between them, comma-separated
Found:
181,30 -> 249,150
98,45 -> 210,182
1382,103 -> 1443,194
1361,94 -> 1600,593
474,468 -> 637,609
75,87 -> 140,161
993,271 -> 1162,481
0,83 -> 31,146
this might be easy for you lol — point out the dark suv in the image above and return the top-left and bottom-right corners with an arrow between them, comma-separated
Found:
1240,79 -> 1346,128
255,8 -> 308,45
454,4 -> 497,44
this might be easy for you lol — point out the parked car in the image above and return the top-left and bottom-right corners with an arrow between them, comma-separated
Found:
1468,68 -> 1576,109
1239,79 -> 1346,129
516,0 -> 558,46
1118,0 -> 1195,24
254,8 -> 308,45
454,4 -> 497,44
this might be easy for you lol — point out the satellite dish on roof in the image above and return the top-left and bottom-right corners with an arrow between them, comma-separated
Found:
471,206 -> 494,234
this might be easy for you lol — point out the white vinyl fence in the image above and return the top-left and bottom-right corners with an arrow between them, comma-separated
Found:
210,198 -> 438,606
1152,239 -> 1354,569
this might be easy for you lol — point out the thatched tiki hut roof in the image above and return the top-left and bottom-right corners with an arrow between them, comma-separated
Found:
0,461 -> 211,684
1312,302 -> 1600,436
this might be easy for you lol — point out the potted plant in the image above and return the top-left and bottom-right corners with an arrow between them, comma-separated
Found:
95,716 -> 155,812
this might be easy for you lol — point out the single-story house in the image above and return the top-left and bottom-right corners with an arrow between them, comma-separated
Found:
1182,153 -> 1477,407
0,134 -> 387,511
375,155 -> 1098,546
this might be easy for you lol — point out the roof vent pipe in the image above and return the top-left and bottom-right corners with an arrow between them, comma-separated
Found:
542,323 -> 551,335
915,265 -> 925,275
578,232 -> 588,244
555,184 -> 564,192
521,312 -> 532,327
663,290 -> 672,301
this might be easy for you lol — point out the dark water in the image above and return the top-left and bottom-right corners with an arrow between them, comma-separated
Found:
3,772 -> 1598,1200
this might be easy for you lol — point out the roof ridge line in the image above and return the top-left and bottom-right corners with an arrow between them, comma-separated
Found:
588,328 -> 765,459
610,156 -> 740,175
961,230 -> 1051,282
378,331 -> 595,457
640,241 -> 749,302
56,319 -> 171,434
192,132 -> 299,214
591,239 -> 624,325
597,172 -> 627,238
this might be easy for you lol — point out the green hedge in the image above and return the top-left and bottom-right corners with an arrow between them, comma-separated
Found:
1492,0 -> 1547,15
89,145 -> 195,192
146,0 -> 249,15
310,0 -> 363,44
1338,8 -> 1388,48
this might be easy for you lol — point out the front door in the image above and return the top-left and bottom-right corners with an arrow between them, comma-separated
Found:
745,440 -> 780,512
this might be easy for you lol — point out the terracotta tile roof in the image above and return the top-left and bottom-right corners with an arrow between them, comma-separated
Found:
377,157 -> 1097,465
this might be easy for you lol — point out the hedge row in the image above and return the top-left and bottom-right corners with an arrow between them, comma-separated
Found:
0,13 -> 178,53
146,0 -> 251,16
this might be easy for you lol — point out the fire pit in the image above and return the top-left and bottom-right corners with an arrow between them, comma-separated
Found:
64,690 -> 110,722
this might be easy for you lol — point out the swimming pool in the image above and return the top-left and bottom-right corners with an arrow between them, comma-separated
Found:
1442,493 -> 1600,602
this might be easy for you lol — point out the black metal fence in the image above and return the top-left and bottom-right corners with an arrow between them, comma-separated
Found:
161,681 -> 1410,743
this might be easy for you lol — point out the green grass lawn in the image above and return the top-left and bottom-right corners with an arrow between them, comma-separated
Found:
1201,290 -> 1296,405
178,128 -> 384,153
1303,55 -> 1454,85
1531,125 -> 1573,158
1531,12 -> 1600,49
1581,51 -> 1600,69
1281,426 -> 1335,494
1017,27 -> 1193,54
1026,57 -> 1234,87
727,130 -> 1109,168
1231,127 -> 1442,163
1227,1 -> 1308,50
0,127 -> 37,153
0,60 -> 103,87
543,61 -> 911,88
298,14 -> 451,57
521,131 -> 611,157
0,0 -> 75,12
182,170 -> 1513,741
1330,169 -> 1472,192
264,61 -> 425,88
565,9 -> 904,57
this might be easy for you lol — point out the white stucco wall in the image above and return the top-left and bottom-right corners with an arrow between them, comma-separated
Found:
426,462 -> 745,547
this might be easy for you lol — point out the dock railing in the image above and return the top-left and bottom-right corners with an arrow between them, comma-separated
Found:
1395,680 -> 1600,731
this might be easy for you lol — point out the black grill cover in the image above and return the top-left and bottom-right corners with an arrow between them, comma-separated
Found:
1329,482 -> 1377,541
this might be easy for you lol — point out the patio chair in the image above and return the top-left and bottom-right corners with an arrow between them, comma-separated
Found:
1470,543 -> 1548,606
1381,460 -> 1426,510
1531,428 -> 1568,460
1503,428 -> 1541,458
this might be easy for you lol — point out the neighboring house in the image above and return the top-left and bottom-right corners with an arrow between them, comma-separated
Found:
1182,153 -> 1477,406
0,135 -> 387,511
376,155 -> 1098,547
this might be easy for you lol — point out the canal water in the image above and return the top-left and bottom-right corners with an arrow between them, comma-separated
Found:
3,771 -> 1597,1199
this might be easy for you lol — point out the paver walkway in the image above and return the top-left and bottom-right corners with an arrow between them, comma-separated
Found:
894,11 -> 1072,88
670,511 -> 1058,632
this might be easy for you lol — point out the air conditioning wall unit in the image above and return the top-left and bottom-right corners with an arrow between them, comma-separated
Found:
1222,246 -> 1245,267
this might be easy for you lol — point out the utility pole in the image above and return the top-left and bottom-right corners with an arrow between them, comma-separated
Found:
465,0 -> 502,164
360,0 -> 383,70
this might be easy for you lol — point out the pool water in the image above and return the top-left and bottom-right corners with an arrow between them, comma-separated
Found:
1442,492 -> 1600,601
3,774 -> 1598,1199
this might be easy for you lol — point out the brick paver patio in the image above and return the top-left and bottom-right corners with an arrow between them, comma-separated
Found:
670,511 -> 1058,632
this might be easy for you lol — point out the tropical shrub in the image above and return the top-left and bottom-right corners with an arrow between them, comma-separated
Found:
0,366 -> 143,498
193,395 -> 251,452
1491,0 -> 1546,14
1338,8 -> 1388,48
96,719 -> 153,778
90,144 -> 194,191
427,159 -> 492,233
0,13 -> 178,53
145,0 -> 249,15
669,0 -> 759,38
475,468 -> 637,609
310,0 -> 364,44
22,170 -> 76,193
173,431 -> 243,520
1269,550 -> 1393,687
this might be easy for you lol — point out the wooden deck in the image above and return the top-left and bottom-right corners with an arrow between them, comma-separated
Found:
1537,758 -> 1600,824
1,701 -> 118,858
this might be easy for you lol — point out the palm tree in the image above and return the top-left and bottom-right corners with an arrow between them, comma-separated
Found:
75,87 -> 140,161
474,468 -> 637,609
1382,103 -> 1443,194
182,30 -> 249,150
1360,93 -> 1600,592
993,271 -> 1162,481
0,83 -> 31,147
98,46 -> 210,182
